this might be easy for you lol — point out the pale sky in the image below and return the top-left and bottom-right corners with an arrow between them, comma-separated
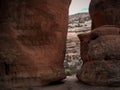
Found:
69,0 -> 91,15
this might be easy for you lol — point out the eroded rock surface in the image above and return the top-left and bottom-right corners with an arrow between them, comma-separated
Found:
77,25 -> 120,86
89,0 -> 120,29
0,0 -> 71,88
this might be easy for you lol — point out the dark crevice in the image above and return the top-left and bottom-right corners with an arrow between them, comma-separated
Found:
91,34 -> 98,40
4,62 -> 10,75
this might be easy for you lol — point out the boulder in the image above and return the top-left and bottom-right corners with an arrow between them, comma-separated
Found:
0,0 -> 71,88
77,60 -> 120,86
77,25 -> 120,86
78,25 -> 120,62
89,0 -> 120,29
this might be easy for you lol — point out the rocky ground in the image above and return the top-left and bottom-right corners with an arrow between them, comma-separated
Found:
10,75 -> 120,90
64,12 -> 91,76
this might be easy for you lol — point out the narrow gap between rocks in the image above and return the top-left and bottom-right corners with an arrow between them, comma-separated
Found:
64,9 -> 91,76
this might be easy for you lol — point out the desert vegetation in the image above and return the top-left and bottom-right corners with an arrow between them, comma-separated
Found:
64,12 -> 91,76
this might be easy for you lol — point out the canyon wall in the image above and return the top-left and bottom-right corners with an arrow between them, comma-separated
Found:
0,0 -> 71,88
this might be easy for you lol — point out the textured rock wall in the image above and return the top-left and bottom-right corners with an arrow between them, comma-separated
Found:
77,25 -> 120,86
77,0 -> 120,86
89,0 -> 120,29
0,0 -> 71,88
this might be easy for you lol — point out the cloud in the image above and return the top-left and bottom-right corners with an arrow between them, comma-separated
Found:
79,7 -> 89,13
69,0 -> 90,15
69,7 -> 89,15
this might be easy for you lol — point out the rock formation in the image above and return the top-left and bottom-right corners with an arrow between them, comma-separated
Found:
77,25 -> 120,86
89,0 -> 120,29
0,0 -> 71,88
77,0 -> 120,86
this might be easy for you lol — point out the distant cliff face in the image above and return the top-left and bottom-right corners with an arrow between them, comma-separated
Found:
68,13 -> 91,31
0,0 -> 71,88
69,13 -> 91,22
89,0 -> 120,29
